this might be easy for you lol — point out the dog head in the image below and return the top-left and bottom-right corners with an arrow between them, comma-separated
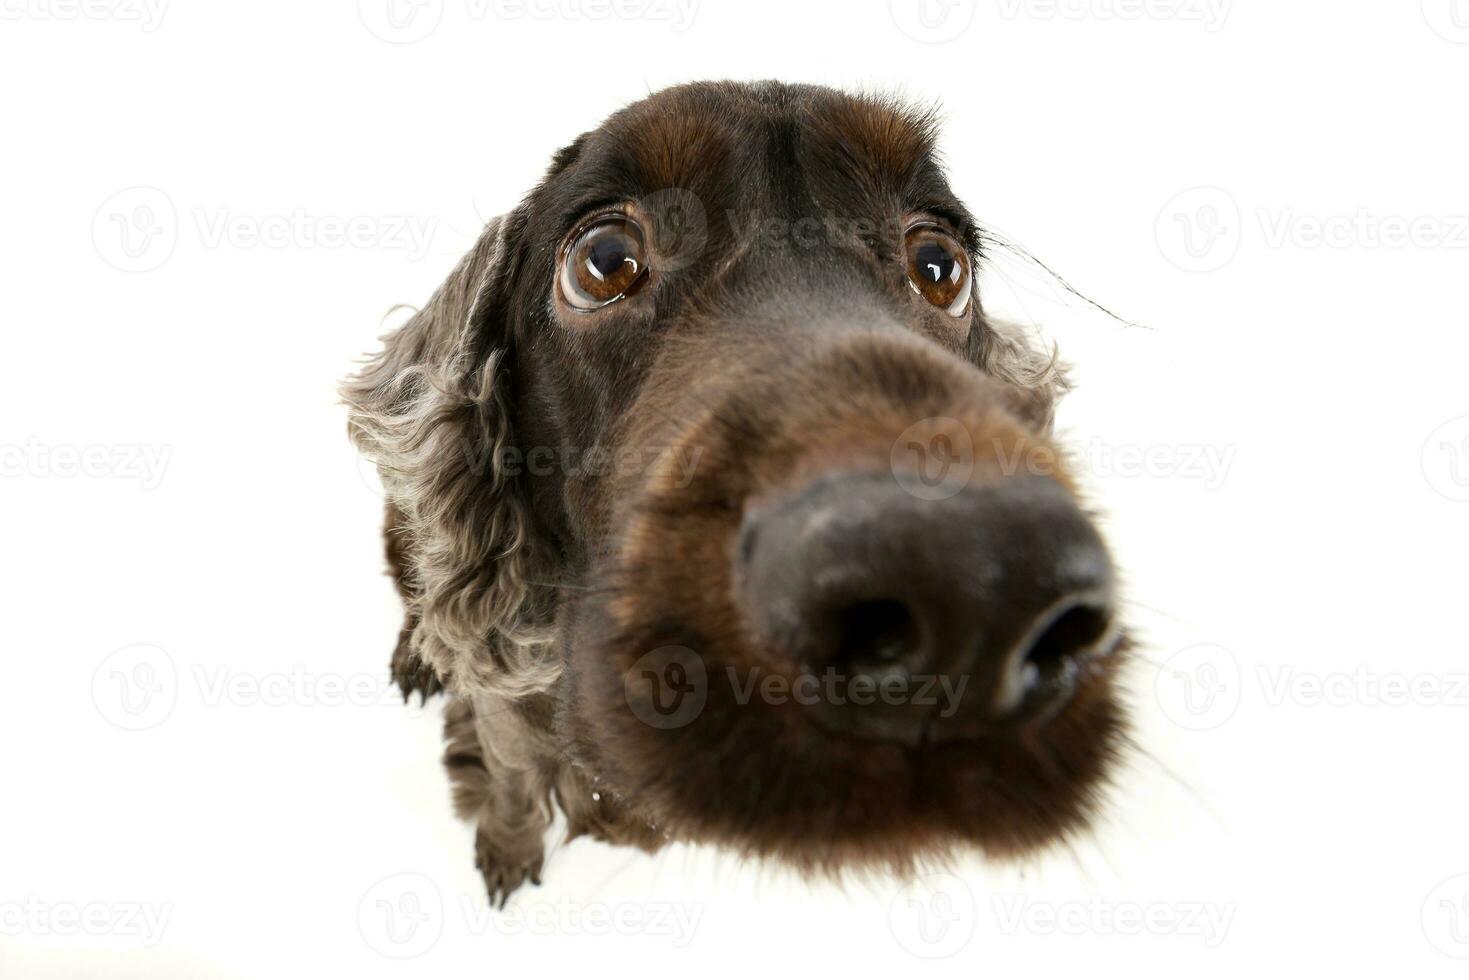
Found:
346,81 -> 1126,875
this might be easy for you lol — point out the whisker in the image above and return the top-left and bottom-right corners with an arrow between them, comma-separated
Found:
1119,734 -> 1225,829
978,226 -> 1147,330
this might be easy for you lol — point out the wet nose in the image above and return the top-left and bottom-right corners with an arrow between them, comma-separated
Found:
734,472 -> 1117,745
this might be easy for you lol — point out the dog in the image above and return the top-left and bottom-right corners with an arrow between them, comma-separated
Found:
343,80 -> 1127,906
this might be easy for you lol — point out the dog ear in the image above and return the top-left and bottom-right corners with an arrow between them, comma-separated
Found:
342,212 -> 559,698
972,312 -> 1071,433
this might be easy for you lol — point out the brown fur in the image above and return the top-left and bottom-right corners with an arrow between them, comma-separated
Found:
342,81 -> 1121,904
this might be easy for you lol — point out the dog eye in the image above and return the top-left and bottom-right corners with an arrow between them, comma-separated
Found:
904,225 -> 971,317
560,216 -> 649,311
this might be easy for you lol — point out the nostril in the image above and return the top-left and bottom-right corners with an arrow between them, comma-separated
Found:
832,599 -> 919,673
987,599 -> 1115,720
1023,600 -> 1114,678
737,472 -> 1118,738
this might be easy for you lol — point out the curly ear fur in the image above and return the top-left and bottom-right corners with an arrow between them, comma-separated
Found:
342,214 -> 559,700
977,313 -> 1071,432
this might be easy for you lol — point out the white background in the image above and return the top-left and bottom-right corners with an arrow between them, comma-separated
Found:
3,1 -> 1468,976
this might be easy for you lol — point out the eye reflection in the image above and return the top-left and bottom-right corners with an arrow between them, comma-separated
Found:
560,216 -> 648,310
904,225 -> 971,317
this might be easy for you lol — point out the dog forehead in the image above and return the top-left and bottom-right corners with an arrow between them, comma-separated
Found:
559,82 -> 944,211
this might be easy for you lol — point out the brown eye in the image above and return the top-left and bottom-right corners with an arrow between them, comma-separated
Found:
559,216 -> 648,311
904,225 -> 971,317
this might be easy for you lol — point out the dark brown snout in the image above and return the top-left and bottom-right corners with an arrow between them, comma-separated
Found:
736,472 -> 1117,746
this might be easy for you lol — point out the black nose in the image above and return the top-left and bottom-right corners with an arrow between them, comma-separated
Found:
734,472 -> 1117,745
